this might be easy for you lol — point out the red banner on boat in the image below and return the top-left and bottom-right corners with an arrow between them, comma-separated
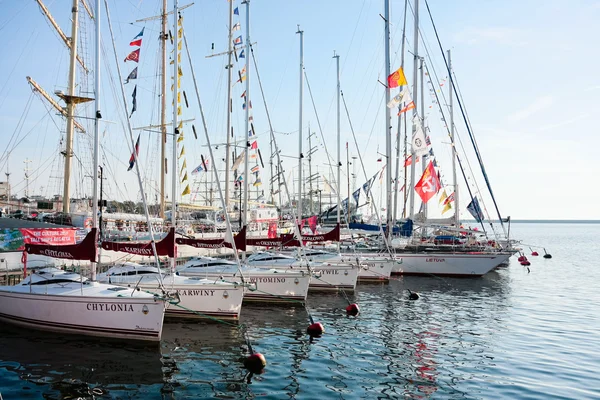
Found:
176,226 -> 246,252
25,228 -> 97,262
20,228 -> 77,246
281,224 -> 340,247
101,228 -> 175,257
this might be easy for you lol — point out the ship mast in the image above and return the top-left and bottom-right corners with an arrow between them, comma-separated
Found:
160,0 -> 168,218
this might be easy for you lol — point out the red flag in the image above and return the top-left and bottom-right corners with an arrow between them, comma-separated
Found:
130,38 -> 142,47
398,101 -> 415,115
387,66 -> 407,88
124,48 -> 140,62
404,155 -> 420,167
250,140 -> 258,149
267,222 -> 277,239
443,192 -> 455,205
414,161 -> 441,203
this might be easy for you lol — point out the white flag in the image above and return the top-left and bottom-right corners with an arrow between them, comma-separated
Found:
322,175 -> 336,194
401,88 -> 413,105
231,152 -> 245,171
412,125 -> 428,156
387,93 -> 402,109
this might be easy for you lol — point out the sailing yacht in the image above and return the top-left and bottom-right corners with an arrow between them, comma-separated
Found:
96,262 -> 244,320
246,251 -> 358,291
0,0 -> 167,341
177,256 -> 311,303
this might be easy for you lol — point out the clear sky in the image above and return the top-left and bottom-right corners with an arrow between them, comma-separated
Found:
0,0 -> 598,220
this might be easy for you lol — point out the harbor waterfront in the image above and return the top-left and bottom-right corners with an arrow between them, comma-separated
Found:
0,222 -> 598,399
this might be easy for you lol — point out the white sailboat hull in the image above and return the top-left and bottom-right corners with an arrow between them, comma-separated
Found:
305,253 -> 394,282
100,275 -> 244,321
391,252 -> 512,277
0,283 -> 165,342
179,271 -> 311,304
308,264 -> 359,291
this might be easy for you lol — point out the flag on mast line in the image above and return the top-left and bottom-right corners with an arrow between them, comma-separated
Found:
125,67 -> 137,84
124,48 -> 140,63
127,134 -> 141,171
414,161 -> 441,203
387,66 -> 408,88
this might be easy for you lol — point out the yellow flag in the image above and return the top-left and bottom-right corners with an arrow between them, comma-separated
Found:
181,184 -> 190,196
180,159 -> 187,175
178,16 -> 183,26
177,132 -> 184,143
178,40 -> 182,51
171,84 -> 174,91
442,202 -> 452,214
178,28 -> 182,39
178,66 -> 183,77
177,106 -> 182,116
179,146 -> 185,158
182,172 -> 188,182
178,53 -> 181,63
439,189 -> 448,205
178,121 -> 183,129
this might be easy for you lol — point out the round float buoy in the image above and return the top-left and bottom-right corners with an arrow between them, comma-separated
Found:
517,255 -> 526,262
408,290 -> 419,300
346,303 -> 360,316
520,260 -> 531,266
244,353 -> 267,374
531,251 -> 539,256
307,322 -> 325,337
543,254 -> 552,259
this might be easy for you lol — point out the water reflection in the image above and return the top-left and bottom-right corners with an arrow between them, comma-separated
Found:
0,325 -> 164,399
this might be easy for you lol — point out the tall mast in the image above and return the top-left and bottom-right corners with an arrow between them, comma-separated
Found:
296,26 -> 304,224
448,49 -> 458,226
334,52 -> 341,226
171,0 -> 178,271
62,0 -> 81,213
409,0 -> 419,218
159,0 -> 167,218
91,0 -> 101,280
307,123 -> 313,215
394,0 -> 408,222
420,56 -> 426,220
384,0 -> 392,235
242,0 -> 250,260
225,0 -> 234,209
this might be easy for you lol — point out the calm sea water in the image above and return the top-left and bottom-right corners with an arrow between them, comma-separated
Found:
1,222 -> 599,399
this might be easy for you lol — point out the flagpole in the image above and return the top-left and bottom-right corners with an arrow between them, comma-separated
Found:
334,52 -> 341,231
420,56 -> 427,221
62,0 -> 80,214
91,0 -> 101,281
384,0 -> 392,238
160,0 -> 167,219
171,0 -> 179,273
225,0 -> 233,210
394,0 -> 408,223
242,0 -> 250,261
409,0 -> 419,219
297,26 -> 304,227
448,49 -> 458,226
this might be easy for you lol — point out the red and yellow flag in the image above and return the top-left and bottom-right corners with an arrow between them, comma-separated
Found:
387,66 -> 407,88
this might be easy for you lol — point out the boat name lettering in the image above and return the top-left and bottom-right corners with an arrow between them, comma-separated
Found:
87,303 -> 135,312
123,247 -> 153,255
40,249 -> 73,258
305,236 -> 324,241
316,270 -> 339,275
426,258 -> 445,262
249,277 -> 286,283
180,289 -> 215,296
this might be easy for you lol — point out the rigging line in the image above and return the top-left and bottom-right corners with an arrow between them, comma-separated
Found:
423,0 -> 506,234
342,90 -> 393,257
303,70 -> 340,196
250,42 -> 316,268
0,91 -> 35,168
422,62 -> 487,235
104,0 -> 165,288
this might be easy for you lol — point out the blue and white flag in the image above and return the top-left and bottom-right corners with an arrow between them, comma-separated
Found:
467,197 -> 484,223
352,188 -> 361,205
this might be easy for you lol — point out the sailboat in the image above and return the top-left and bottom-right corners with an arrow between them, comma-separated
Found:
98,2 -> 246,319
0,0 -> 166,342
